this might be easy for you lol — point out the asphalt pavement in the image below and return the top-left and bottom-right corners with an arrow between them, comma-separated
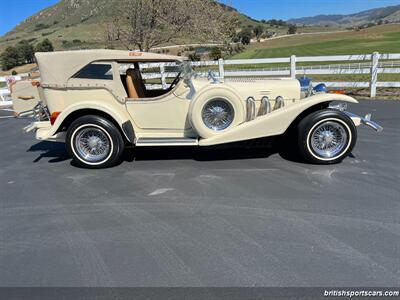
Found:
0,100 -> 399,287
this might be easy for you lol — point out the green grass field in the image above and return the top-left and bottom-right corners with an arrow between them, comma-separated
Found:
231,24 -> 400,59
299,74 -> 400,82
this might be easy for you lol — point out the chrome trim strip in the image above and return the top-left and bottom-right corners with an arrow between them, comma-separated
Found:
136,137 -> 198,146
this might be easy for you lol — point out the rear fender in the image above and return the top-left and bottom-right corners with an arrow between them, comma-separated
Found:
41,101 -> 132,141
199,93 -> 358,146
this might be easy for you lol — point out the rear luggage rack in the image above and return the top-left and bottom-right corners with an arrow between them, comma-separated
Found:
18,101 -> 50,121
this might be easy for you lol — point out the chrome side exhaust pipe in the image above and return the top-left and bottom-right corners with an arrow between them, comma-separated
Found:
260,96 -> 271,115
246,97 -> 255,121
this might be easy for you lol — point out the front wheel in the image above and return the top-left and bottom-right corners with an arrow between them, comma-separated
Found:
297,109 -> 357,164
66,115 -> 125,168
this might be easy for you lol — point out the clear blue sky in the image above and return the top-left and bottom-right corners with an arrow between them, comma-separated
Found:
1,0 -> 400,36
228,0 -> 400,21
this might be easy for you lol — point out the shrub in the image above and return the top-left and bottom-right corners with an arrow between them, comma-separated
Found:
253,25 -> 264,41
62,40 -> 73,48
34,23 -> 50,31
238,28 -> 252,45
12,70 -> 18,75
188,53 -> 200,61
288,24 -> 297,34
209,47 -> 222,60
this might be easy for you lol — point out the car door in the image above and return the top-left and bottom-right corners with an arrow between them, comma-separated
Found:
123,62 -> 192,130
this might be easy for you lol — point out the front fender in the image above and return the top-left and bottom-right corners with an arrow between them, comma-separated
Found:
199,93 -> 358,146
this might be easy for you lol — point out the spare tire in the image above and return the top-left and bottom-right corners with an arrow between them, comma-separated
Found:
189,88 -> 245,139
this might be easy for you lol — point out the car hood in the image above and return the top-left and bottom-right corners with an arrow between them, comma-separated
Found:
190,77 -> 301,101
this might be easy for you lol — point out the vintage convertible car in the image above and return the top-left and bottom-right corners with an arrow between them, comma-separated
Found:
21,50 -> 382,168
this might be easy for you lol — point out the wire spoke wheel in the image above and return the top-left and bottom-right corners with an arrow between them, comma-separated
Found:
202,98 -> 234,131
310,121 -> 348,158
75,127 -> 111,163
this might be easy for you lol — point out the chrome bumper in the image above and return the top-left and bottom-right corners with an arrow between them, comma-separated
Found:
344,111 -> 383,132
23,121 -> 50,133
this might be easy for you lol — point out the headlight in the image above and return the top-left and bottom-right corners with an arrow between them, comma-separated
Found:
313,83 -> 328,93
298,78 -> 328,97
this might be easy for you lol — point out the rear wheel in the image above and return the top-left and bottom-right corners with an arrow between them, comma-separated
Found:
66,115 -> 125,168
297,109 -> 357,164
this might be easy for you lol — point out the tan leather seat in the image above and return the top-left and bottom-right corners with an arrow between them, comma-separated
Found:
126,68 -> 146,99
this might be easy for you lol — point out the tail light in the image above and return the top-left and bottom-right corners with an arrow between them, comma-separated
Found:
50,112 -> 61,125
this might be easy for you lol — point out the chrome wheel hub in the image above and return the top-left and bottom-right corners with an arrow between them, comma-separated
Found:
202,99 -> 234,131
310,121 -> 348,158
75,127 -> 111,162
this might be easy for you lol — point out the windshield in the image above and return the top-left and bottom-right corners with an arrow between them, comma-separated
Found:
179,61 -> 195,80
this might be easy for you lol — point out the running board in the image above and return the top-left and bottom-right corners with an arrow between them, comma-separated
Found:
135,137 -> 199,146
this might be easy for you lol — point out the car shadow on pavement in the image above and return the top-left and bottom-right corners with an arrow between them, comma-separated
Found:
27,138 -> 306,165
124,137 -> 305,163
27,141 -> 70,163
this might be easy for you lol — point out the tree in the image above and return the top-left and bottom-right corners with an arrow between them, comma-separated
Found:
288,24 -> 297,34
253,25 -> 264,41
1,46 -> 19,70
268,19 -> 286,27
106,0 -> 237,51
35,38 -> 54,52
209,47 -> 222,60
238,28 -> 252,45
16,40 -> 35,64
1,40 -> 37,70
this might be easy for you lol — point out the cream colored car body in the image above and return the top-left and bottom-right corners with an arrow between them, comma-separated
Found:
24,50 -> 376,147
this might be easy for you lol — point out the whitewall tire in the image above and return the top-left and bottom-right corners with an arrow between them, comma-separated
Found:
297,109 -> 357,164
66,115 -> 125,168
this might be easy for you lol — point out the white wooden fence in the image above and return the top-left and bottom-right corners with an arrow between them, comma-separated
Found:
1,52 -> 399,101
142,52 -> 400,97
